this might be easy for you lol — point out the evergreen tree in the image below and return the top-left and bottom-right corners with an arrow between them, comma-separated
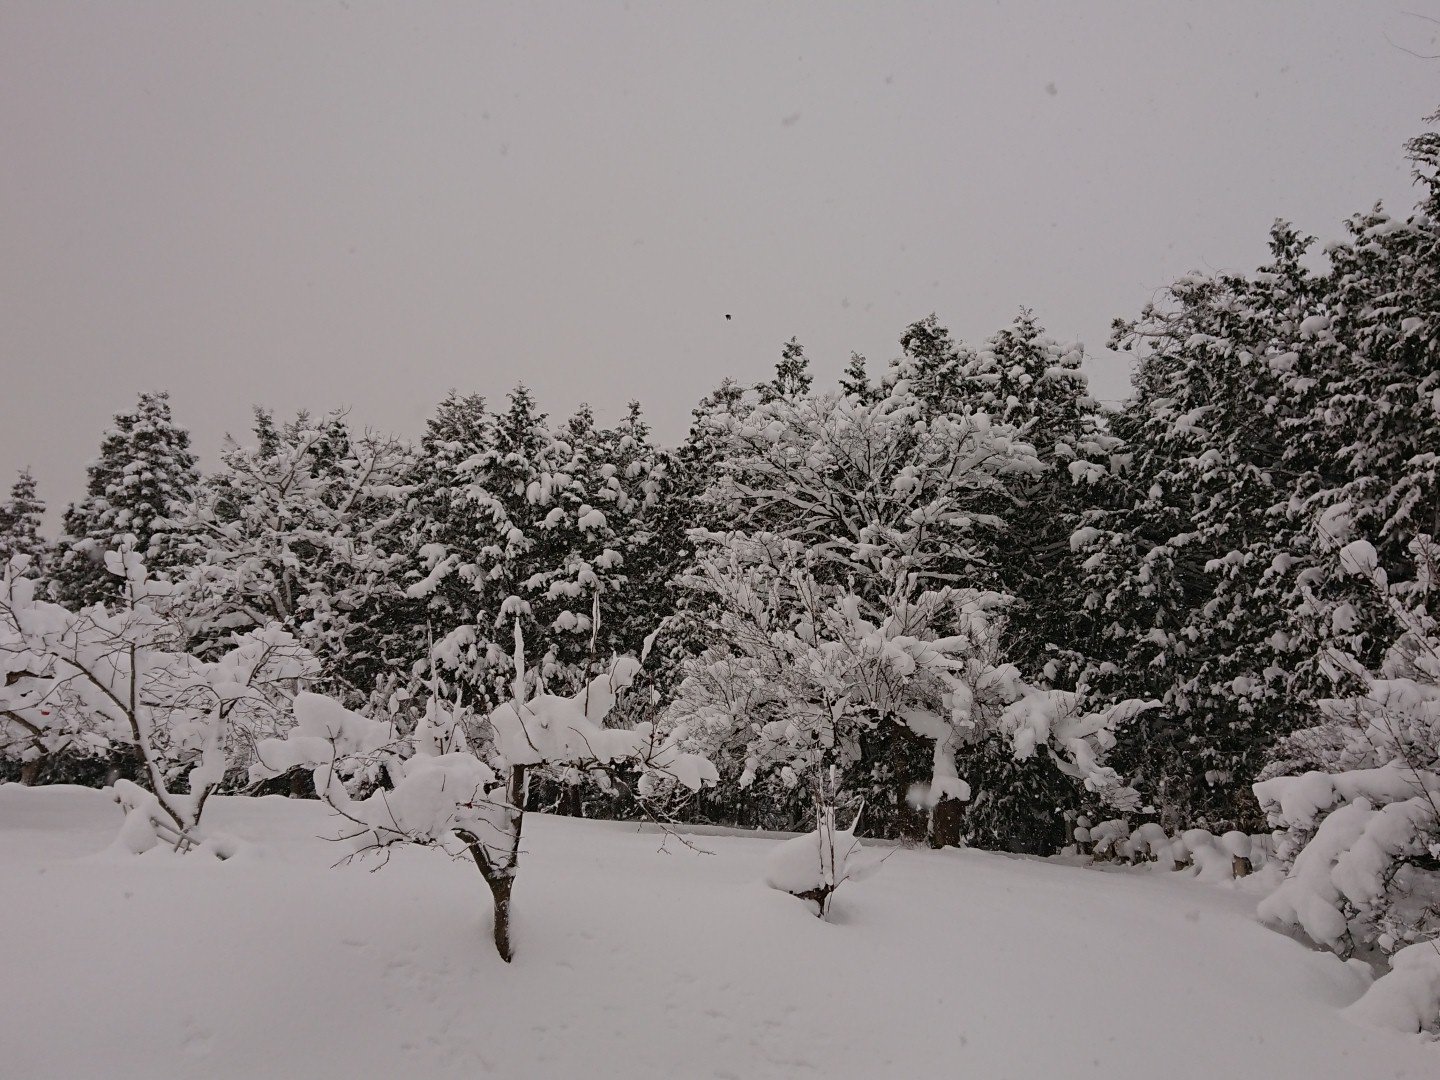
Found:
894,313 -> 970,406
1068,227 -> 1327,830
888,311 -> 1124,846
642,377 -> 757,705
409,386 -> 664,714
175,407 -> 414,700
762,337 -> 813,401
838,351 -> 877,403
52,391 -> 198,608
0,468 -> 47,577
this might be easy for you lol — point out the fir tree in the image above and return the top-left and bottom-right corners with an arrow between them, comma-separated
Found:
762,337 -> 813,401
838,351 -> 875,402
52,391 -> 198,608
176,408 -> 414,699
0,468 -> 47,577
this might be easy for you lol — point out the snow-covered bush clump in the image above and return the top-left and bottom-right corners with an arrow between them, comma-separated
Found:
764,795 -> 873,918
1086,817 -> 1268,879
1344,940 -> 1440,1034
1254,536 -> 1440,1032
0,552 -> 317,853
253,620 -> 715,961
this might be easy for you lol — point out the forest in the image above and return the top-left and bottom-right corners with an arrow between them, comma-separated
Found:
3,114 -> 1439,1037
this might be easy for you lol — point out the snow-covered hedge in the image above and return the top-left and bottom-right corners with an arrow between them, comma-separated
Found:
1083,816 -> 1269,879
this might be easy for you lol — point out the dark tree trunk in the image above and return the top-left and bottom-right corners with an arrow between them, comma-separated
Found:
459,764 -> 527,964
562,783 -> 583,818
488,875 -> 516,962
930,796 -> 965,849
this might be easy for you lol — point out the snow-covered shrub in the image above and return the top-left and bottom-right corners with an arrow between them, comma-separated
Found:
1254,536 -> 1440,1030
765,797 -> 871,917
1088,819 -> 1131,861
253,621 -> 715,961
1084,817 -> 1266,878
0,551 -> 317,852
1126,822 -> 1172,866
1344,940 -> 1440,1034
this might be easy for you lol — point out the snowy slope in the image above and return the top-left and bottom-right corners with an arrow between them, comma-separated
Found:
0,784 -> 1434,1079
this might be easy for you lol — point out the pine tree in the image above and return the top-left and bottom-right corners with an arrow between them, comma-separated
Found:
0,468 -> 47,577
838,352 -> 875,402
762,337 -> 813,401
52,391 -> 198,608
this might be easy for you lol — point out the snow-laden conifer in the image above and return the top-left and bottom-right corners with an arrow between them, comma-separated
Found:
52,391 -> 199,608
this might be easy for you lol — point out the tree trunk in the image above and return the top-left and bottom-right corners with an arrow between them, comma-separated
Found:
19,758 -> 43,786
488,875 -> 516,963
458,764 -> 527,964
929,796 -> 965,849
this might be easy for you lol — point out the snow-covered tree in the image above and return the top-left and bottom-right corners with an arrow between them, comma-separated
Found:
1067,221 -> 1349,830
0,468 -> 47,579
764,775 -> 872,917
666,380 -> 1149,842
408,387 -> 669,713
700,382 -> 1041,590
0,550 -> 316,840
666,533 -> 1149,846
1072,114 -> 1440,833
52,391 -> 198,608
251,622 -> 714,961
838,351 -> 877,403
175,408 -> 415,697
888,312 -> 1124,848
1254,535 -> 1440,1033
761,336 -> 813,402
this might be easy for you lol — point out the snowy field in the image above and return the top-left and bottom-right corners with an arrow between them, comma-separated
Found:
1,784 -> 1434,1079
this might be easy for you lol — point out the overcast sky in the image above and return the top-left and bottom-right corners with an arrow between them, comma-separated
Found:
2,1 -> 1438,516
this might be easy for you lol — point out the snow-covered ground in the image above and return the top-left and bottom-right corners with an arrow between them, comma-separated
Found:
1,785 -> 1434,1079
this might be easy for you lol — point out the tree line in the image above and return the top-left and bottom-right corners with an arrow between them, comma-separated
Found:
3,115 -> 1437,860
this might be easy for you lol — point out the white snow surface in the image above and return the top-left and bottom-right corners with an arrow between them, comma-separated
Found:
1,784 -> 1436,1078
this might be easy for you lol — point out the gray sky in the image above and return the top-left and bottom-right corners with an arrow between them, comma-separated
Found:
2,2 -> 1437,517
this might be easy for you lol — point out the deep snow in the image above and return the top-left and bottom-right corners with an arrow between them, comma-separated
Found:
0,784 -> 1434,1079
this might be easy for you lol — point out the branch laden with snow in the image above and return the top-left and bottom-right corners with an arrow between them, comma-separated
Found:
252,618 -> 714,961
0,551 -> 317,853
